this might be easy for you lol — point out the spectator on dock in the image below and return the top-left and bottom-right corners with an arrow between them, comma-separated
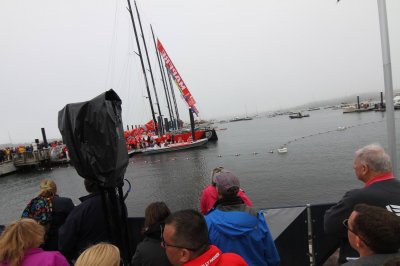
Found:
0,218 -> 69,266
0,149 -> 5,163
132,201 -> 171,266
341,204 -> 400,265
75,243 -> 120,266
324,144 -> 400,264
21,179 -> 74,251
58,179 -> 111,263
162,209 -> 247,266
200,166 -> 252,215
205,170 -> 279,266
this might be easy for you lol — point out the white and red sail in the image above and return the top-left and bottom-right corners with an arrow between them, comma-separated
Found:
157,39 -> 199,116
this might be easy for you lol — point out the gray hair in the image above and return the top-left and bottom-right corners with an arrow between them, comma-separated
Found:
355,144 -> 392,172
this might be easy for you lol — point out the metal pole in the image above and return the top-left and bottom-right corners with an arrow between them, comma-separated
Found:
151,26 -> 175,128
377,0 -> 398,176
125,0 -> 158,134
41,128 -> 48,148
166,69 -> 181,128
134,1 -> 164,134
189,108 -> 196,142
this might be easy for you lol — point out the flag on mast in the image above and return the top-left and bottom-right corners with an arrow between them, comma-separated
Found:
157,39 -> 199,116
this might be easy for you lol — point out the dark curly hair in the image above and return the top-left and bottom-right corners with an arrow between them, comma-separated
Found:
353,204 -> 400,254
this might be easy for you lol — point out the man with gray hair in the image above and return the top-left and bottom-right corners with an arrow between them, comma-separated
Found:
324,144 -> 400,264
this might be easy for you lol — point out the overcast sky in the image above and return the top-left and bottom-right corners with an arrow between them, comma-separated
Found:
1,0 -> 399,144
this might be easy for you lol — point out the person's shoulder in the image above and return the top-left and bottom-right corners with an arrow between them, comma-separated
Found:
219,252 -> 247,265
202,185 -> 216,194
54,196 -> 74,204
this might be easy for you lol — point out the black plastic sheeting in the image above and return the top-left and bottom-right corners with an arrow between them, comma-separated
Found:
58,89 -> 128,188
311,203 -> 340,266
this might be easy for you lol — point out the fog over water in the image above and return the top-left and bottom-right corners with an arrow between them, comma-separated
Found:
1,0 -> 400,144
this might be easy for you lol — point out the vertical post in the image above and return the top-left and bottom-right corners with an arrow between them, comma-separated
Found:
125,0 -> 158,135
157,116 -> 164,136
164,118 -> 170,132
151,26 -> 174,129
356,96 -> 360,109
134,1 -> 164,133
167,70 -> 181,128
41,128 -> 48,148
380,92 -> 384,108
189,108 -> 195,142
378,0 -> 398,176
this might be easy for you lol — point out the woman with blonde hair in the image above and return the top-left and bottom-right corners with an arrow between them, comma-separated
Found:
75,243 -> 120,266
21,179 -> 74,251
0,218 -> 69,266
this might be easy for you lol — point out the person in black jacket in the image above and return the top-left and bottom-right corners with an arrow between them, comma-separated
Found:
21,179 -> 74,251
58,179 -> 111,263
132,201 -> 171,266
324,144 -> 400,264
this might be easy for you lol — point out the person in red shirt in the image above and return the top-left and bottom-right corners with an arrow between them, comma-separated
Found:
162,209 -> 247,266
200,167 -> 252,215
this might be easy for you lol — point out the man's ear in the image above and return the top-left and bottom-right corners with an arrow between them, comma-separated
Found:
362,164 -> 369,175
180,249 -> 192,264
356,235 -> 369,250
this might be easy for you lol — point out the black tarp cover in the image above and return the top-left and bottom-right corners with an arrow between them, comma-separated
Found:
58,89 -> 128,188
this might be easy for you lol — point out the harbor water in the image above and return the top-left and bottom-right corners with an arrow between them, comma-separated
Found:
1,109 -> 399,225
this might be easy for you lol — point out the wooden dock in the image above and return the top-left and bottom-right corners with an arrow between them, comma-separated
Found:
12,149 -> 51,167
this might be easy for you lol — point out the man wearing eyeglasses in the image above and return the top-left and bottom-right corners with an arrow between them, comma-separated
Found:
324,144 -> 400,264
341,204 -> 400,265
162,209 -> 247,266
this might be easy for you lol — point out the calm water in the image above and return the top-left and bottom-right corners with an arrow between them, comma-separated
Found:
1,109 -> 399,225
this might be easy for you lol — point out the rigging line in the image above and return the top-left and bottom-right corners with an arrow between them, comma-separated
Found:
104,0 -> 120,91
116,52 -> 131,90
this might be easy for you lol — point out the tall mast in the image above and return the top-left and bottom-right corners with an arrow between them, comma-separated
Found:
125,0 -> 158,134
166,68 -> 181,128
151,25 -> 174,130
134,1 -> 164,134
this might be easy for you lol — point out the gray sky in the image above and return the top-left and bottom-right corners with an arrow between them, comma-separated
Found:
1,0 -> 399,144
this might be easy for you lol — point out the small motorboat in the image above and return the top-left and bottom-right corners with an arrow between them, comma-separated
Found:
277,147 -> 288,154
289,112 -> 310,119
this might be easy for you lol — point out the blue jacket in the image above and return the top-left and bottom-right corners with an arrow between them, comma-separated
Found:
205,205 -> 280,266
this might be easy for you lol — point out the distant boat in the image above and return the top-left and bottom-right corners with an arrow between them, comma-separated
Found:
277,147 -> 288,154
343,105 -> 374,114
289,112 -> 310,119
229,116 -> 253,122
